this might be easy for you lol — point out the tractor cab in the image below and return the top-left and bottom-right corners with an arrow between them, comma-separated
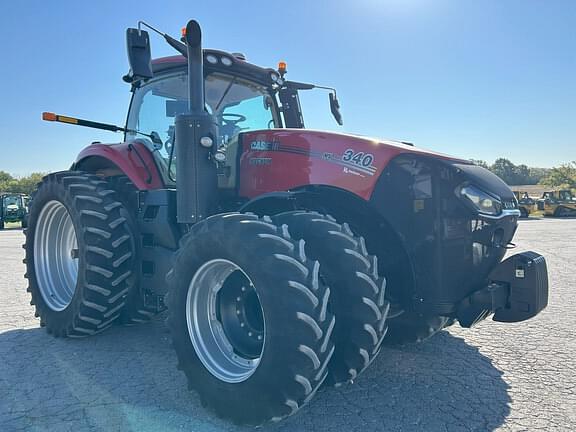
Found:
124,51 -> 341,191
125,54 -> 283,186
0,193 -> 29,229
558,190 -> 575,202
541,190 -> 574,203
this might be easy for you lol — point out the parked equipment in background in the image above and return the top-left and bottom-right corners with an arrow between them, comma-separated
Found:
0,193 -> 29,229
537,190 -> 576,217
513,191 -> 534,218
24,19 -> 549,426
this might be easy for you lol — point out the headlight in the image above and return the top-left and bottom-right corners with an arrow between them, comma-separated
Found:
459,184 -> 502,215
205,54 -> 218,65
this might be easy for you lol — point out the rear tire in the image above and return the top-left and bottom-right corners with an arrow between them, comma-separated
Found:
166,213 -> 335,425
106,176 -> 158,325
273,211 -> 389,385
24,171 -> 135,337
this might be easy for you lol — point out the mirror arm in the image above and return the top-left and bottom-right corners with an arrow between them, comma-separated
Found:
138,21 -> 188,57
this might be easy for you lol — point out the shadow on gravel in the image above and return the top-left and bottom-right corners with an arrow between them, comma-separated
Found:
0,321 -> 510,432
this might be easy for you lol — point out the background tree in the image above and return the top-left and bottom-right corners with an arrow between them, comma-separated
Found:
470,159 -> 489,169
0,171 -> 14,184
0,172 -> 46,195
540,162 -> 576,190
491,158 -> 518,184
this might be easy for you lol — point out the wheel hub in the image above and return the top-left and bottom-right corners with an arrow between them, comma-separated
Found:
186,259 -> 265,383
217,272 -> 264,359
33,201 -> 79,311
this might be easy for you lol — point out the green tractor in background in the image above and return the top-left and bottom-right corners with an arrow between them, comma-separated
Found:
0,193 -> 29,229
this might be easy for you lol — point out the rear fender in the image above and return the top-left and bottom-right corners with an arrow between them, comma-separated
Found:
73,142 -> 163,190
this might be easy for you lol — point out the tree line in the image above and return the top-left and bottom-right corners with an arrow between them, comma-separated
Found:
1,159 -> 575,196
0,172 -> 45,196
471,159 -> 575,189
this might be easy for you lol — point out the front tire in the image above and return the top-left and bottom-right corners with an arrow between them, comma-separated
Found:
167,213 -> 335,425
273,211 -> 389,385
24,172 -> 135,337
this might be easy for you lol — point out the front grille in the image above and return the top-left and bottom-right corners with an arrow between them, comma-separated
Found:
502,200 -> 517,210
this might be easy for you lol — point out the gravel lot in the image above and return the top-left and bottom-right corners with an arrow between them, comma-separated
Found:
1,218 -> 574,432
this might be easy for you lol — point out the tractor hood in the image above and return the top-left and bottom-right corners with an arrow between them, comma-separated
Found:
238,129 -> 475,200
242,129 -> 468,167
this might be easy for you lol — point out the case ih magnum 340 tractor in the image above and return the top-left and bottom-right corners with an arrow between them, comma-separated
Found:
25,20 -> 549,425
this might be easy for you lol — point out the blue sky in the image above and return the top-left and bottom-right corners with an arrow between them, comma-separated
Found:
1,0 -> 574,176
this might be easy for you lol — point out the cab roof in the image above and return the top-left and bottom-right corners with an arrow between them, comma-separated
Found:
151,50 -> 279,87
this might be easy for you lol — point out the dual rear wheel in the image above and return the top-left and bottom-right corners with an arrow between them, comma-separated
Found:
24,172 -> 135,337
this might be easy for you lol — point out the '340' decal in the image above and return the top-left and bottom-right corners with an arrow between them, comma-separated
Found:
342,149 -> 375,168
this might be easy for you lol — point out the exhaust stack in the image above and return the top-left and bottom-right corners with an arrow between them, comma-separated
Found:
185,21 -> 204,113
175,20 -> 218,223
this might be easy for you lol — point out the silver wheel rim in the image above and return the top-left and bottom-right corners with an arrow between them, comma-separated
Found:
34,200 -> 79,311
186,259 -> 265,383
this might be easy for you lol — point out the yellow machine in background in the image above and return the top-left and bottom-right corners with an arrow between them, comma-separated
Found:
513,191 -> 534,218
536,190 -> 576,217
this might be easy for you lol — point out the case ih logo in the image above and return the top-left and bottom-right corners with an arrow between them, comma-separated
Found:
249,157 -> 272,166
250,141 -> 275,151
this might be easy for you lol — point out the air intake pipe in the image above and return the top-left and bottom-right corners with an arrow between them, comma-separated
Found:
175,20 -> 218,223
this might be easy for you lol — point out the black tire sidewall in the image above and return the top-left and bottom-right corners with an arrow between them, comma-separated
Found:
168,217 -> 331,424
26,176 -> 88,330
171,239 -> 312,416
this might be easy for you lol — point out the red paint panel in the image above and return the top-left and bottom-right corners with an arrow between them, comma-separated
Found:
75,142 -> 163,190
239,130 -> 466,200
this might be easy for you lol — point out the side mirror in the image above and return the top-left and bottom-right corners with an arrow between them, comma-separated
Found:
126,28 -> 153,81
329,92 -> 343,126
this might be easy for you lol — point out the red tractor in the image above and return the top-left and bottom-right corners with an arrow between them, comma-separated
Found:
25,20 -> 548,425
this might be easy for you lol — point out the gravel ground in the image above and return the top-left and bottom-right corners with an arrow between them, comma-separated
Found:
0,218 -> 574,432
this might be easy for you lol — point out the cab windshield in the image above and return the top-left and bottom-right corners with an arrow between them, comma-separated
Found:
126,72 -> 279,179
3,196 -> 20,208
